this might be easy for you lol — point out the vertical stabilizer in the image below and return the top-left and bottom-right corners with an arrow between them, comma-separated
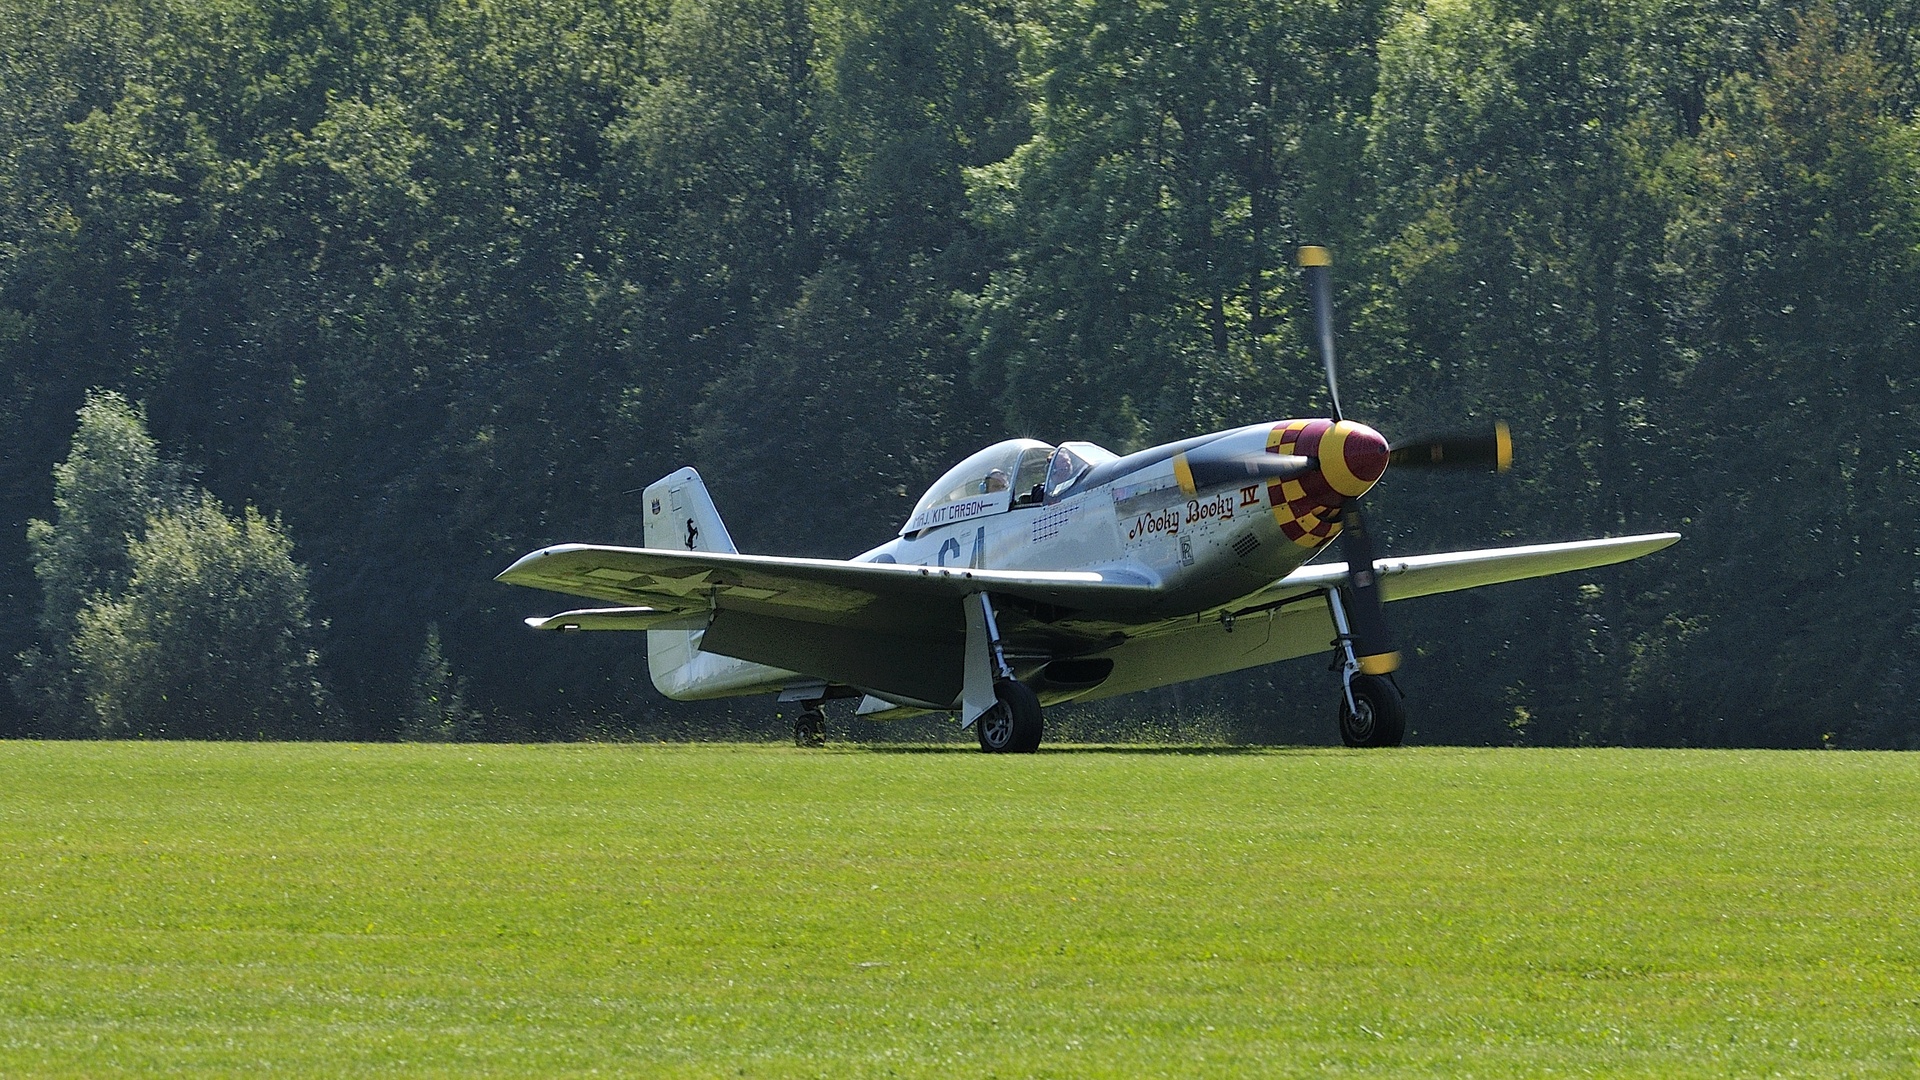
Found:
642,467 -> 737,555
639,469 -> 787,698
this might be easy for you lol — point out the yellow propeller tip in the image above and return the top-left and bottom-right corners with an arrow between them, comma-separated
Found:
1297,246 -> 1332,267
1359,652 -> 1402,676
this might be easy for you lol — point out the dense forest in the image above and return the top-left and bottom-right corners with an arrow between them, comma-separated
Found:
0,0 -> 1915,746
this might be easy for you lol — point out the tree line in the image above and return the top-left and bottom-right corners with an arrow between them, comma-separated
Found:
1,0 -> 1914,746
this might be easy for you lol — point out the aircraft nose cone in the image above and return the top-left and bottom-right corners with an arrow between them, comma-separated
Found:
1319,420 -> 1388,497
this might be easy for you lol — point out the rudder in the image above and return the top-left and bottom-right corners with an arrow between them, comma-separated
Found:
640,468 -> 762,698
642,467 -> 738,554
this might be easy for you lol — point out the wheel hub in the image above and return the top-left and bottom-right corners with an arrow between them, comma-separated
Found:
1346,696 -> 1375,742
979,705 -> 1014,750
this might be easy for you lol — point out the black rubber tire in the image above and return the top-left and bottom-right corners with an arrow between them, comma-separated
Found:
976,680 -> 1043,753
1339,674 -> 1406,748
794,707 -> 826,748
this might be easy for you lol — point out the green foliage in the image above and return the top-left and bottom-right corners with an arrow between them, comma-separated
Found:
24,391 -> 182,642
964,0 -> 1386,447
70,494 -> 334,738
12,391 -> 183,734
17,392 -> 332,738
1360,0 -> 1689,744
3,743 -> 1919,1073
2,0 -> 1916,744
401,623 -> 479,741
1653,2 -> 1920,747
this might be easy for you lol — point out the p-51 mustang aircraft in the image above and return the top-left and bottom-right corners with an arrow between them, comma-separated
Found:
498,248 -> 1678,750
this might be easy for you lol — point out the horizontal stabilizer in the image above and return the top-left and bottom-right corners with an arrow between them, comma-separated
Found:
524,606 -> 709,631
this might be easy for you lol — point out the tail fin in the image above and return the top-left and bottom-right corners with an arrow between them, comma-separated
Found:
642,467 -> 737,554
641,468 -> 782,698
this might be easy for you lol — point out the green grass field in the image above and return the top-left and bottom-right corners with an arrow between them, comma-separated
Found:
1,742 -> 1916,1077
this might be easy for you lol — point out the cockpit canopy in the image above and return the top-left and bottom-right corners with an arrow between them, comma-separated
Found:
1045,441 -> 1120,497
900,437 -> 1119,536
902,439 -> 1050,535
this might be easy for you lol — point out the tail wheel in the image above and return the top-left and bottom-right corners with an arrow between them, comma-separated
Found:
977,680 -> 1043,753
1339,674 -> 1406,748
794,706 -> 826,748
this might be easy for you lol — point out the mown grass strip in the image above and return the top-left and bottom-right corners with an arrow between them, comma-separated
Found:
1,743 -> 1916,1077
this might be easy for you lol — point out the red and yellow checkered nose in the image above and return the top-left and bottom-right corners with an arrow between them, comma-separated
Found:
1319,420 -> 1388,497
1265,419 -> 1391,548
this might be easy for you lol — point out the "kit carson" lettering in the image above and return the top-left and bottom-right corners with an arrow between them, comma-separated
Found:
908,496 -> 997,532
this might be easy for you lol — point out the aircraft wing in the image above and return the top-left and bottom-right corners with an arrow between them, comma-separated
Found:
500,532 -> 1679,708
496,543 -> 1159,615
497,544 -> 1162,706
1070,532 -> 1684,705
1234,532 -> 1683,611
524,606 -> 709,631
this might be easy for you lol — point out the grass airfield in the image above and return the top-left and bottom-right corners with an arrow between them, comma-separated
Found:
1,743 -> 1916,1077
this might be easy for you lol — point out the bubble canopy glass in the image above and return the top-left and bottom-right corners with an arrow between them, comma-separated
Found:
1045,441 -> 1120,497
901,439 -> 1053,536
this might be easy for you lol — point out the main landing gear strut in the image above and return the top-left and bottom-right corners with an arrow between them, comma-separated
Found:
1325,587 -> 1407,748
967,592 -> 1042,753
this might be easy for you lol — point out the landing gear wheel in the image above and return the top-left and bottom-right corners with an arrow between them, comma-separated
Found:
794,706 -> 827,748
976,680 -> 1043,753
1339,674 -> 1406,748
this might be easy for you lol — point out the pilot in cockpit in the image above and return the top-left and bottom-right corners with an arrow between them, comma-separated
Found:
982,468 -> 1010,494
1045,447 -> 1079,497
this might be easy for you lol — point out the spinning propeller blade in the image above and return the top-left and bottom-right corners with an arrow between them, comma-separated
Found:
1333,504 -> 1400,674
1178,449 -> 1315,489
1388,424 -> 1512,472
1298,245 -> 1343,422
1297,246 -> 1515,678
